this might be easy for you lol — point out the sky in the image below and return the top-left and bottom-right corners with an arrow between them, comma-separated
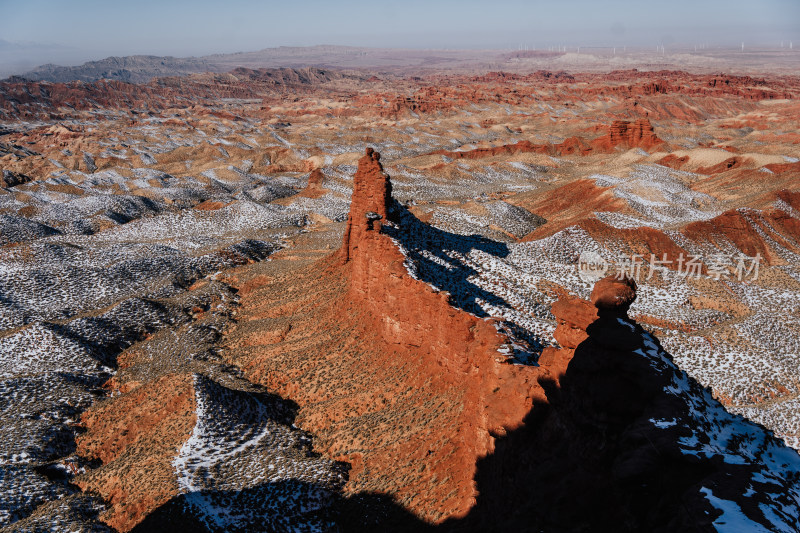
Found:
0,0 -> 798,76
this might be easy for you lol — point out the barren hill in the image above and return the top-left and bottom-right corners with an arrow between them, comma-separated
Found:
10,44 -> 800,84
13,55 -> 222,83
1,64 -> 800,530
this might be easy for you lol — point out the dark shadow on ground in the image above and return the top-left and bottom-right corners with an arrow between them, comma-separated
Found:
383,198 -> 511,318
437,317 -> 798,532
138,313 -> 800,532
133,482 -> 432,533
383,199 -> 548,359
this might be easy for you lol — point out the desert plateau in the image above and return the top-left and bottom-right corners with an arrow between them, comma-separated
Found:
1,2 -> 800,531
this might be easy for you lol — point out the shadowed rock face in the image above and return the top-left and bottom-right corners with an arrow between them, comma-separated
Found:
0,169 -> 33,187
472,276 -> 800,533
226,157 -> 800,531
3,60 -> 800,530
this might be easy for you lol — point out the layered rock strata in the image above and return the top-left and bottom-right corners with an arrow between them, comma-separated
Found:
233,148 -> 546,523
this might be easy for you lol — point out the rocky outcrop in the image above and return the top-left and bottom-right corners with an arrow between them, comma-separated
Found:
299,167 -> 328,198
333,149 -> 544,517
449,277 -> 800,532
335,148 -> 392,266
430,137 -> 592,160
234,149 -> 545,523
590,274 -> 637,313
75,374 -> 197,532
592,118 -> 663,151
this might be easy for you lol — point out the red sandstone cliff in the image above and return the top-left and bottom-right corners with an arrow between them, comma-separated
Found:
431,118 -> 662,161
591,118 -> 664,151
231,149 -> 546,523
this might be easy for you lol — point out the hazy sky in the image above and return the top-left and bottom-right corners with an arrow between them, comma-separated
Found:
1,0 -> 798,75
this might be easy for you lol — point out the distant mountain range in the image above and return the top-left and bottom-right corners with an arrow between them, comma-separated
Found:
7,45 -> 505,83
10,54 -> 224,83
7,44 -> 799,84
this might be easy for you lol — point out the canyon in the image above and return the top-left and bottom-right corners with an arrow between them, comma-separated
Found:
0,55 -> 799,531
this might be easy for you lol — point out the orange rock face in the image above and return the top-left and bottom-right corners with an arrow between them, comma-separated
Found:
335,149 -> 548,518
551,297 -> 597,349
299,167 -> 327,198
335,148 -> 392,266
591,118 -> 664,151
233,149 -> 548,523
75,374 -> 196,532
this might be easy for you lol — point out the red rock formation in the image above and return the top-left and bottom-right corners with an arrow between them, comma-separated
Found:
75,374 -> 196,532
430,119 -> 662,161
338,149 -> 540,443
335,147 -> 391,266
430,136 -> 593,161
234,148 -> 545,523
592,118 -> 664,151
551,297 -> 597,349
696,156 -> 747,175
299,167 -> 327,198
591,275 -> 637,313
537,276 -> 635,387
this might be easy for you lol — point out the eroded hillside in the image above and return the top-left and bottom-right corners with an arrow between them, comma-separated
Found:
1,67 -> 799,531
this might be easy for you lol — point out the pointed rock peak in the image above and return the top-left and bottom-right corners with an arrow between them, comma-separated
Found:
358,148 -> 392,214
354,147 -> 391,219
300,167 -> 327,198
308,167 -> 324,186
365,146 -> 380,161
335,148 -> 393,264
